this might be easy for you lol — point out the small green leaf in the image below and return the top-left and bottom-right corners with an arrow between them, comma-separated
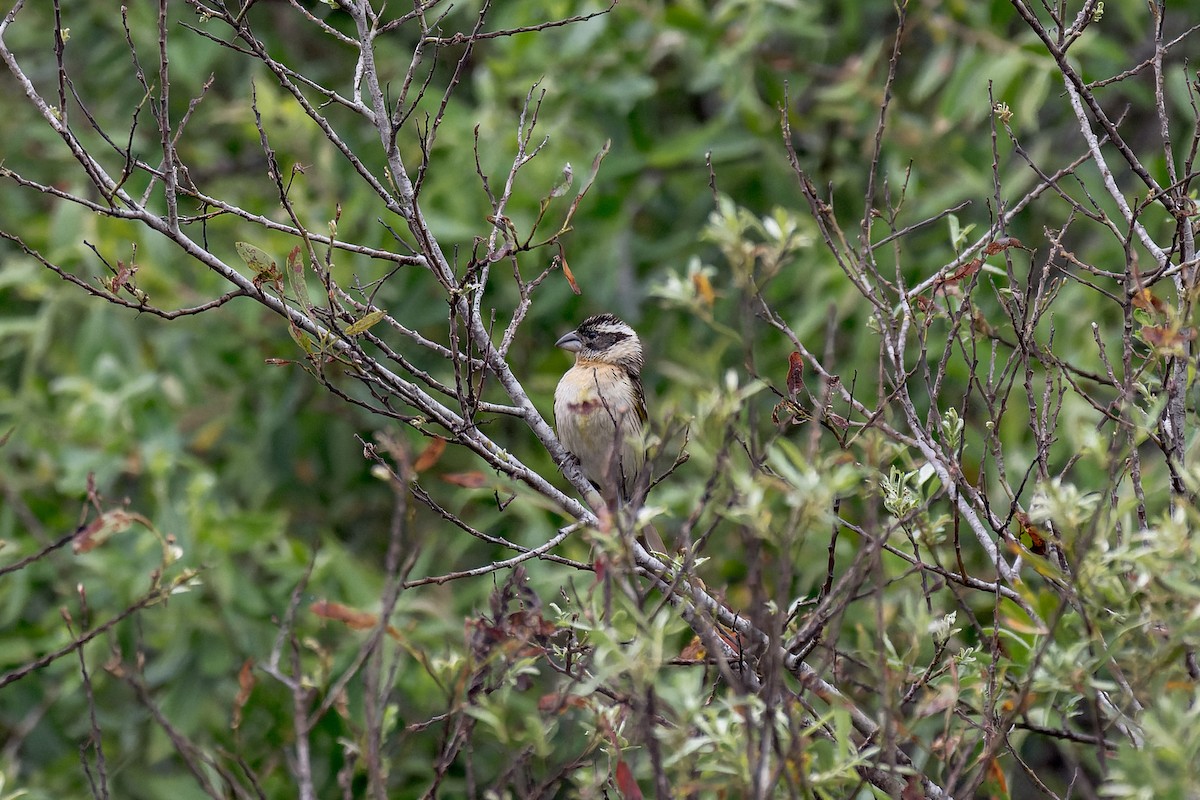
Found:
286,246 -> 313,314
235,241 -> 276,277
288,320 -> 314,353
345,309 -> 387,336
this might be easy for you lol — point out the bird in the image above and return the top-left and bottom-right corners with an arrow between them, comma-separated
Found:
553,314 -> 666,554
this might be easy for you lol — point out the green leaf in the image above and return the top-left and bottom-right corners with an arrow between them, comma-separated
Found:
286,245 -> 313,315
344,309 -> 387,336
234,241 -> 276,277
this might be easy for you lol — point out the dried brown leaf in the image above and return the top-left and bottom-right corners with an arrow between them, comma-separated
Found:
412,436 -> 447,472
231,658 -> 255,731
935,258 -> 982,288
441,471 -> 490,488
73,510 -> 136,554
983,236 -> 1023,255
559,252 -> 581,295
786,351 -> 804,397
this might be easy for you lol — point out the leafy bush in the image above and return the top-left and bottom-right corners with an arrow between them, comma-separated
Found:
2,1 -> 1198,797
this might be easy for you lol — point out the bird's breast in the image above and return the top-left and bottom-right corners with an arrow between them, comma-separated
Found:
554,364 -> 634,420
553,362 -> 645,499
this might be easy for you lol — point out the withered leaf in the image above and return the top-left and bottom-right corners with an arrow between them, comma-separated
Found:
1140,324 -> 1196,353
786,351 -> 804,397
558,252 -> 581,295
1014,510 -> 1048,556
311,599 -> 377,629
440,471 -> 490,488
983,237 -> 1024,255
74,509 -> 138,554
412,436 -> 447,472
1131,288 -> 1168,315
310,599 -> 401,640
231,658 -> 255,731
935,258 -> 982,287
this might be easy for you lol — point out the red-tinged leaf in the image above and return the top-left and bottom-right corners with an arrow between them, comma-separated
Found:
1025,528 -> 1047,556
73,510 -> 136,554
936,258 -> 982,287
310,600 -> 401,640
614,760 -> 643,799
311,599 -> 379,630
786,351 -> 804,397
412,436 -> 447,472
111,259 -> 134,294
0,427 -> 12,448
1014,511 -> 1048,556
983,236 -> 1024,255
980,757 -> 1009,799
559,252 -> 582,295
231,658 -> 255,731
237,659 -> 255,696
440,471 -> 490,488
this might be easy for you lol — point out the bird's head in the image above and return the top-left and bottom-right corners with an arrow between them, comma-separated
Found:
556,313 -> 643,375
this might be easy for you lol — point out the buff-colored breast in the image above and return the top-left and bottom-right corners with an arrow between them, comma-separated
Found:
554,361 -> 645,502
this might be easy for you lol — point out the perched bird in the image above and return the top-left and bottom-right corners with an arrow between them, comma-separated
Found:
554,314 -> 665,553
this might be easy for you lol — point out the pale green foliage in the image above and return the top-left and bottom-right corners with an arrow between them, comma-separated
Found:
702,195 -> 814,289
3,0 -> 1200,797
1028,479 -> 1102,549
1103,690 -> 1200,800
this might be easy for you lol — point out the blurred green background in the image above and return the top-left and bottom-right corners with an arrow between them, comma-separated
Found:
2,0 -> 1198,797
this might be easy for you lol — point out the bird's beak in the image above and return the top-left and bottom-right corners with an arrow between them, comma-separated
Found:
555,330 -> 582,352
